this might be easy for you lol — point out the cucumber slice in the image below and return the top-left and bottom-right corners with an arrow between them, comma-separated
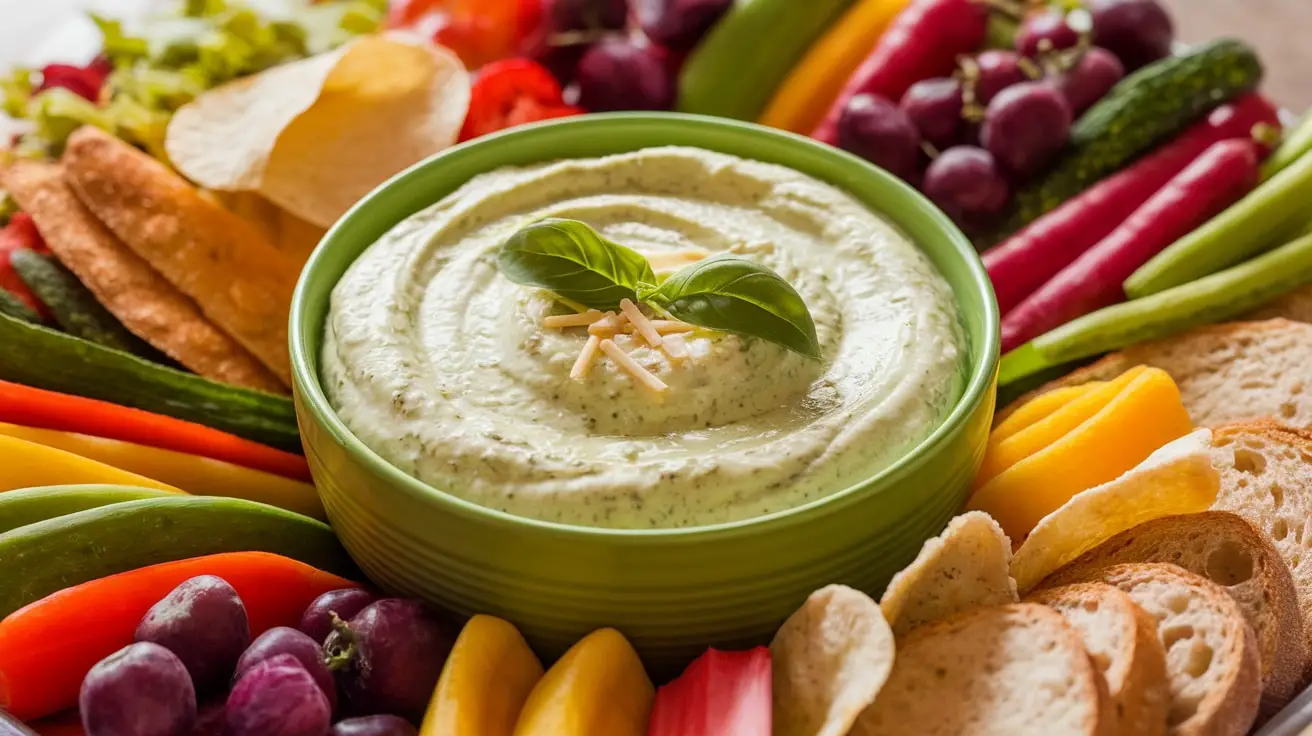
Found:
0,484 -> 172,534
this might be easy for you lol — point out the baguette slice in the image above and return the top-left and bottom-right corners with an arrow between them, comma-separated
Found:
1045,563 -> 1261,736
1029,583 -> 1170,736
1212,421 -> 1312,681
997,320 -> 1312,430
850,603 -> 1107,736
1040,511 -> 1305,715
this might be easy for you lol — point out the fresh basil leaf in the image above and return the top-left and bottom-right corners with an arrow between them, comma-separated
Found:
638,253 -> 821,359
496,218 -> 656,310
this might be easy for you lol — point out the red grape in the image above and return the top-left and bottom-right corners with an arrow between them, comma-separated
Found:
1015,10 -> 1080,58
300,588 -> 377,645
1052,47 -> 1124,115
837,94 -> 922,184
971,50 -> 1033,106
234,627 -> 336,711
576,38 -> 676,111
227,655 -> 331,736
635,0 -> 733,51
325,600 -> 456,722
923,147 -> 1011,228
134,576 -> 250,692
330,717 -> 417,736
546,0 -> 629,31
981,82 -> 1072,180
901,78 -> 964,151
80,643 -> 197,736
1089,0 -> 1174,70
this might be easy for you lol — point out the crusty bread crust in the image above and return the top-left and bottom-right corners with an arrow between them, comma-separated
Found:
1037,511 -> 1305,717
1029,583 -> 1170,736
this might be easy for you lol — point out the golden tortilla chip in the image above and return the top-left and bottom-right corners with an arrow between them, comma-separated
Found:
207,190 -> 284,245
62,126 -> 299,387
770,585 -> 895,736
1,160 -> 284,393
1011,429 -> 1219,593
879,511 -> 1018,637
165,35 -> 470,228
277,207 -> 328,268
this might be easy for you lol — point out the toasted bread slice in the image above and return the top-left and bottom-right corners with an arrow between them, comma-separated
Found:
1029,583 -> 1170,736
997,320 -> 1312,429
1040,511 -> 1305,715
1212,421 -> 1312,682
1045,563 -> 1261,736
850,603 -> 1107,736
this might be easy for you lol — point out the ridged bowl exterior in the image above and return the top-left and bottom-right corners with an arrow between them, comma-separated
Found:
290,113 -> 999,672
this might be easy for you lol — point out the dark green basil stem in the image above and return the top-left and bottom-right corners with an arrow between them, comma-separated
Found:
497,218 -> 821,359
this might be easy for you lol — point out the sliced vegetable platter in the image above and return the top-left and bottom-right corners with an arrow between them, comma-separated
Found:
4,0 -> 1312,735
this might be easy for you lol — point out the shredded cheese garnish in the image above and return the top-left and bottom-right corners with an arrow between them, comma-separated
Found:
570,334 -> 602,379
589,312 -> 623,335
620,299 -> 662,347
660,333 -> 689,362
544,310 -> 605,329
621,319 -> 695,335
600,339 -> 668,393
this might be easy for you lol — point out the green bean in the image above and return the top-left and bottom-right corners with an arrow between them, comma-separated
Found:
1124,148 -> 1312,298
1000,230 -> 1312,386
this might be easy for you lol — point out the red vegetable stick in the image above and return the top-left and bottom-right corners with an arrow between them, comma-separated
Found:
1001,138 -> 1263,353
984,93 -> 1280,315
811,0 -> 988,145
648,647 -> 772,736
0,380 -> 311,481
0,552 -> 358,721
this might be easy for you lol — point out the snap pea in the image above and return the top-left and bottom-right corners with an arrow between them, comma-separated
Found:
1261,109 -> 1312,181
1000,230 -> 1312,386
1124,147 -> 1312,298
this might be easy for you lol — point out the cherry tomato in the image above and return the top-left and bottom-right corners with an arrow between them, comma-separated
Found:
458,58 -> 584,142
390,0 -> 539,70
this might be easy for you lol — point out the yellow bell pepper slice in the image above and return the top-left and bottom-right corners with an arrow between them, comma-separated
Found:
758,0 -> 912,133
421,615 -> 544,736
0,435 -> 180,494
967,367 -> 1193,541
0,423 -> 324,520
990,381 -> 1106,444
513,628 -> 654,736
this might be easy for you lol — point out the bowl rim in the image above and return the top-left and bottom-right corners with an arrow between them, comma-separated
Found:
289,111 -> 1000,541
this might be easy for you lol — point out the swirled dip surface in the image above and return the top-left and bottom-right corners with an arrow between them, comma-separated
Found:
323,147 -> 965,529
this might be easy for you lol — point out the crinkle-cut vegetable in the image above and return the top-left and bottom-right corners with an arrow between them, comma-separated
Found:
967,366 -> 1193,540
420,615 -> 543,736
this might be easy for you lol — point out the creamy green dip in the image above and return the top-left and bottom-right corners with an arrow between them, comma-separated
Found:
322,146 -> 966,529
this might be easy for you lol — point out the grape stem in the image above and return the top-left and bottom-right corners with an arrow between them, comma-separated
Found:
323,612 -> 357,672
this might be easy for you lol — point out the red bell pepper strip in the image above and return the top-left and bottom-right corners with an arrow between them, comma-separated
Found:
458,58 -> 584,142
647,647 -> 772,736
0,552 -> 358,721
811,0 -> 988,145
1001,137 -> 1263,352
983,93 -> 1280,316
0,381 -> 311,481
0,214 -> 52,319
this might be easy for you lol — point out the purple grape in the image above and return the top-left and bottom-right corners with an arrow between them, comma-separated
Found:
234,627 -> 336,711
635,0 -> 733,51
547,0 -> 629,32
1015,10 -> 1080,57
900,78 -> 964,151
981,82 -> 1072,180
1089,0 -> 1173,70
972,50 -> 1032,105
189,701 -> 227,736
227,654 -> 331,736
837,94 -> 922,184
1052,47 -> 1124,115
529,43 -> 590,85
923,147 -> 1011,230
300,589 -> 377,645
576,39 -> 676,112
134,575 -> 250,692
324,599 -> 455,722
80,642 -> 197,736
329,717 -> 416,736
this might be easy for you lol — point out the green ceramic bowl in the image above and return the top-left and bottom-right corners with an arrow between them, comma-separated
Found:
290,113 -> 999,672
